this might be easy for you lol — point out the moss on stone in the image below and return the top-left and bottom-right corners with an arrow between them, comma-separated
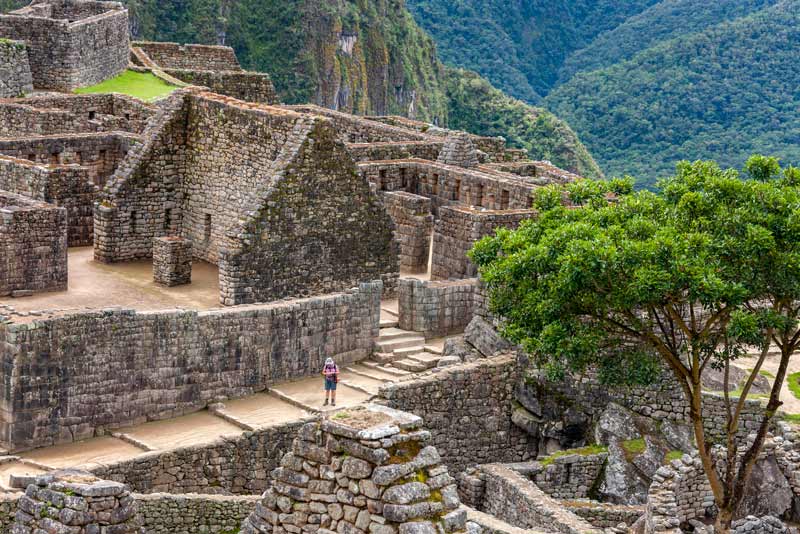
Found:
539,444 -> 607,467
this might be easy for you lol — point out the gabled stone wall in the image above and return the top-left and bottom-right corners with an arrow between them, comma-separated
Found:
0,0 -> 129,91
0,190 -> 67,296
0,39 -> 32,97
98,91 -> 398,304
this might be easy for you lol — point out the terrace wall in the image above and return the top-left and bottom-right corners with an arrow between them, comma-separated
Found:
0,190 -> 67,296
398,278 -> 477,338
0,280 -> 381,451
381,191 -> 433,273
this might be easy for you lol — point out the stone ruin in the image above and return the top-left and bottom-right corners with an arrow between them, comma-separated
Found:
241,404 -> 465,534
1,1 -> 796,533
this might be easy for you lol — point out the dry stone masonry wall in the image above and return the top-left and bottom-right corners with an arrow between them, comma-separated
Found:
0,39 -> 32,97
398,278 -> 477,338
0,281 -> 381,451
240,404 -> 468,534
379,355 -> 536,473
12,470 -> 142,534
382,192 -> 433,273
0,190 -> 67,296
152,236 -> 192,286
431,207 -> 534,281
97,91 -> 398,304
135,492 -> 260,534
0,0 -> 129,91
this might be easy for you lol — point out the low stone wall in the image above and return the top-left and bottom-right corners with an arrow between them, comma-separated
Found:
524,452 -> 608,500
14,93 -> 153,134
0,281 -> 381,452
479,464 -> 602,534
563,501 -> 643,529
643,455 -> 713,533
347,141 -> 442,162
134,41 -> 242,71
0,493 -> 16,532
0,39 -> 32,97
0,155 -> 99,246
0,190 -> 67,296
0,132 -> 136,188
379,355 -> 536,474
136,492 -> 260,534
431,206 -> 534,281
285,104 -> 428,144
164,69 -> 277,104
90,418 -> 308,495
382,191 -> 433,273
398,278 -> 477,338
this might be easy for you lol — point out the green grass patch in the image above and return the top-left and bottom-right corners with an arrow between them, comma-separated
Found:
787,373 -> 800,401
781,413 -> 800,423
665,450 -> 684,463
621,438 -> 646,461
540,445 -> 607,467
74,70 -> 177,102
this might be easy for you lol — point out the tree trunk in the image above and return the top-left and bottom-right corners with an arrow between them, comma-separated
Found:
715,506 -> 734,533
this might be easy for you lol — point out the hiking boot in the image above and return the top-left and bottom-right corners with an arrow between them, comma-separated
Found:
323,399 -> 329,406
332,401 -> 336,406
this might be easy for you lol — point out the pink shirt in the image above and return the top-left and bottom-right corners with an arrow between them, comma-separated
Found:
323,364 -> 339,377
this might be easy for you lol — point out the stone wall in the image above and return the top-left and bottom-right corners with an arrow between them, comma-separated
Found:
478,464 -> 602,534
482,161 -> 582,184
0,94 -> 152,136
563,501 -> 643,529
12,470 -> 142,534
347,141 -> 442,163
0,38 -> 32,97
0,132 -> 136,187
0,189 -> 67,296
431,206 -> 534,281
398,278 -> 477,338
525,453 -> 608,500
0,155 -> 100,246
134,41 -> 242,71
98,91 -> 398,304
0,280 -> 381,451
92,418 -> 309,495
136,492 -> 260,534
165,69 -> 277,103
285,104 -> 428,143
0,492 -> 16,532
240,404 -> 467,534
643,455 -> 713,533
359,160 -> 540,217
0,1 -> 130,91
379,355 -> 536,474
381,191 -> 433,273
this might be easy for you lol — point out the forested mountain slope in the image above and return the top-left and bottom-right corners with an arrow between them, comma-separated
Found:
545,0 -> 800,186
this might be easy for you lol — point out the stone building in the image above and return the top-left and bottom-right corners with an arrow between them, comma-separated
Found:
0,0 -> 130,91
95,90 -> 399,304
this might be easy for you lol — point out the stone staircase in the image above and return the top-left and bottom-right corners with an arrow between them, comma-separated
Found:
373,303 -> 444,372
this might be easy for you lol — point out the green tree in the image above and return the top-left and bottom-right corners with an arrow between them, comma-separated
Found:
471,159 -> 800,531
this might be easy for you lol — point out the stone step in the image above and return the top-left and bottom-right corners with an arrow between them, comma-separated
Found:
375,335 -> 426,353
424,344 -> 443,355
407,353 -> 441,369
343,366 -> 395,383
378,327 -> 416,340
393,345 -> 426,357
380,318 -> 399,329
381,307 -> 399,318
360,361 -> 412,377
392,358 -> 429,373
372,352 -> 404,365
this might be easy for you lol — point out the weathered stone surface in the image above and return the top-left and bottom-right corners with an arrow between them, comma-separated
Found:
0,40 -> 32,97
0,0 -> 129,91
463,317 -> 512,358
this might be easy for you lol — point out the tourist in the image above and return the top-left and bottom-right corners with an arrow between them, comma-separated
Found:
322,358 -> 339,406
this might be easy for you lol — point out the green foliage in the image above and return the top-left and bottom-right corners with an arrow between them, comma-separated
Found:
621,438 -> 646,460
444,68 -> 603,178
787,372 -> 800,401
545,1 -> 800,187
74,70 -> 178,101
472,158 -> 800,387
665,450 -> 684,462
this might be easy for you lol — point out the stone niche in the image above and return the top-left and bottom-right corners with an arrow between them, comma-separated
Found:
153,236 -> 192,286
241,404 -> 467,534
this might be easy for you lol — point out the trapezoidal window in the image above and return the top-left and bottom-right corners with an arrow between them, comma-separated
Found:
500,190 -> 510,210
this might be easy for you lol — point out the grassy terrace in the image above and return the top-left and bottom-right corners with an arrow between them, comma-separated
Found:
75,70 -> 178,102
